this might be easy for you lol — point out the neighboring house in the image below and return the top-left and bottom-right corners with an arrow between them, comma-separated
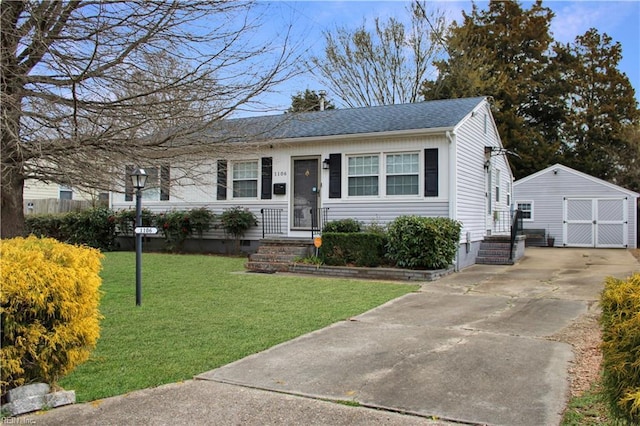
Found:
112,97 -> 514,268
513,164 -> 639,249
23,179 -> 107,215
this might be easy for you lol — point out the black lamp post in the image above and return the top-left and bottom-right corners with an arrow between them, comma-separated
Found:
131,168 -> 148,306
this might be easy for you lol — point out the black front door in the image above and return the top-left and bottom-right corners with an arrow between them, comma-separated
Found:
292,158 -> 319,229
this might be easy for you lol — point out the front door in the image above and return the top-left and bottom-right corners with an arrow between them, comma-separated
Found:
292,158 -> 320,229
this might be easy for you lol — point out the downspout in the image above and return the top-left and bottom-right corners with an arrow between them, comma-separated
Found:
446,130 -> 459,271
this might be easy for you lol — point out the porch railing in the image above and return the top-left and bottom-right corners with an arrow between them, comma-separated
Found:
260,208 -> 284,238
492,210 -> 513,234
310,207 -> 329,238
509,209 -> 523,261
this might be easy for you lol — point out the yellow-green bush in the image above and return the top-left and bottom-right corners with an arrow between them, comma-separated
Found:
601,272 -> 640,423
0,236 -> 103,398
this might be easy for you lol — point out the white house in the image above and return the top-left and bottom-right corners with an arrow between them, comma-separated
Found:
513,164 -> 639,249
112,97 -> 515,268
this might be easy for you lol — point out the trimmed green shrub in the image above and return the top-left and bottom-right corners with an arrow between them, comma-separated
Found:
601,273 -> 640,423
220,207 -> 258,253
25,208 -> 118,251
1,236 -> 103,398
114,208 -> 156,236
63,207 -> 118,251
320,232 -> 387,267
386,216 -> 461,270
24,214 -> 68,242
323,219 -> 362,233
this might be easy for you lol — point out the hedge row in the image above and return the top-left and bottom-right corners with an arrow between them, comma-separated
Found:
319,216 -> 462,270
24,207 -> 255,252
601,272 -> 640,423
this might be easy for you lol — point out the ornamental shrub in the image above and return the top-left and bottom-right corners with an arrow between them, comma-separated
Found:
323,219 -> 362,233
386,216 -> 462,270
0,236 -> 103,399
220,207 -> 257,253
114,208 -> 156,236
25,208 -> 118,251
320,232 -> 387,267
157,210 -> 193,252
600,273 -> 640,423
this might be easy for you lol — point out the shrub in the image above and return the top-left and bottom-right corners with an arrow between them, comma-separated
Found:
220,207 -> 257,253
24,214 -> 68,242
157,211 -> 193,252
600,273 -> 640,423
320,232 -> 387,267
188,207 -> 215,238
323,219 -> 362,233
0,236 -> 103,398
25,208 -> 118,251
386,216 -> 461,270
63,208 -> 118,251
114,209 -> 156,236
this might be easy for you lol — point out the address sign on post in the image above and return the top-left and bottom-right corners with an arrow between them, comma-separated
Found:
134,227 -> 158,235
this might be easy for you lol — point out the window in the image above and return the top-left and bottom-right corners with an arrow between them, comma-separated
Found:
233,161 -> 258,198
517,201 -> 533,221
348,155 -> 378,196
124,165 -> 170,201
386,153 -> 419,195
495,169 -> 501,202
59,186 -> 73,200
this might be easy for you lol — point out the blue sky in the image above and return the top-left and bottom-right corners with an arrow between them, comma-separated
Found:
245,0 -> 640,114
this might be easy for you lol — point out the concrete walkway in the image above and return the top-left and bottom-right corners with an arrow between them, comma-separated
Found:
22,248 -> 639,425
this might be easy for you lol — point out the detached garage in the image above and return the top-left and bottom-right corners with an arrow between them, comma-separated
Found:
513,164 -> 639,249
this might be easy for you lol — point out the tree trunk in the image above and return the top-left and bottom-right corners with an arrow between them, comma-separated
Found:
1,169 -> 25,238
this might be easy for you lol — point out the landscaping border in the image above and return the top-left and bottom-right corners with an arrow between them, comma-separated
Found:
287,263 -> 454,281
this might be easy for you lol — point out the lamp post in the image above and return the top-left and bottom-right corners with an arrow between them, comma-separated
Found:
131,168 -> 148,306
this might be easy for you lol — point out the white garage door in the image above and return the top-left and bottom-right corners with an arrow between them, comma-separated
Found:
564,198 -> 628,248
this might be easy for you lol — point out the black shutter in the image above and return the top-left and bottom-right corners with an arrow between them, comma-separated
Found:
261,157 -> 272,199
328,153 -> 341,199
217,160 -> 227,200
424,149 -> 438,197
125,165 -> 134,201
160,165 -> 170,201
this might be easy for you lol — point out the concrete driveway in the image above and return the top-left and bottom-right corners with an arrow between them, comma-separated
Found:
199,248 -> 638,426
22,248 -> 638,425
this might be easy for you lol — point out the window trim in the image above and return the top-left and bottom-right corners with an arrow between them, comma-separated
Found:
516,200 -> 534,221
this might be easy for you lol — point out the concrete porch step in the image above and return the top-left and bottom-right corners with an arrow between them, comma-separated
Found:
476,256 -> 514,265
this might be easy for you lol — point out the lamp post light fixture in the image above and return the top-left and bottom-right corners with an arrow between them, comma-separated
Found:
131,167 -> 148,306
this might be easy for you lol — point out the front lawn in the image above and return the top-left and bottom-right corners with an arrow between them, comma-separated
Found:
60,252 -> 418,402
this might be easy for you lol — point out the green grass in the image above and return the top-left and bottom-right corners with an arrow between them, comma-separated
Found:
59,252 -> 418,402
562,381 -> 615,426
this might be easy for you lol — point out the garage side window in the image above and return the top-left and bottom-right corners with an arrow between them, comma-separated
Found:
516,201 -> 533,221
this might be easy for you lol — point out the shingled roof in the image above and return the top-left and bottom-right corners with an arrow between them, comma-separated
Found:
211,97 -> 487,142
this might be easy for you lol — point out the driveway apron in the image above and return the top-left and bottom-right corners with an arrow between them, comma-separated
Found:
198,248 -> 639,426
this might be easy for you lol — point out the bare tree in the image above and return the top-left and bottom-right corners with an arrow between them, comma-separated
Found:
308,1 -> 446,108
1,1 -> 300,237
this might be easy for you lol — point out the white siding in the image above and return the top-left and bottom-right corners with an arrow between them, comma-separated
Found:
514,165 -> 638,248
454,103 -> 513,242
112,134 -> 453,239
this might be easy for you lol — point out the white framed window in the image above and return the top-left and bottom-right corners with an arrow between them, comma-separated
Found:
516,201 -> 533,221
386,153 -> 419,195
232,161 -> 258,198
348,155 -> 379,196
495,169 -> 501,202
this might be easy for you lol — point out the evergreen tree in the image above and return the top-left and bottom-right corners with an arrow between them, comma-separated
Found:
555,29 -> 639,184
288,89 -> 335,113
422,0 -> 561,178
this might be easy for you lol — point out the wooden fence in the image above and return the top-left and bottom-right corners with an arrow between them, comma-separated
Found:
24,199 -> 96,215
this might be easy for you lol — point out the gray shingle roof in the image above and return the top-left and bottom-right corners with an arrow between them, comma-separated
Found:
212,97 -> 487,142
